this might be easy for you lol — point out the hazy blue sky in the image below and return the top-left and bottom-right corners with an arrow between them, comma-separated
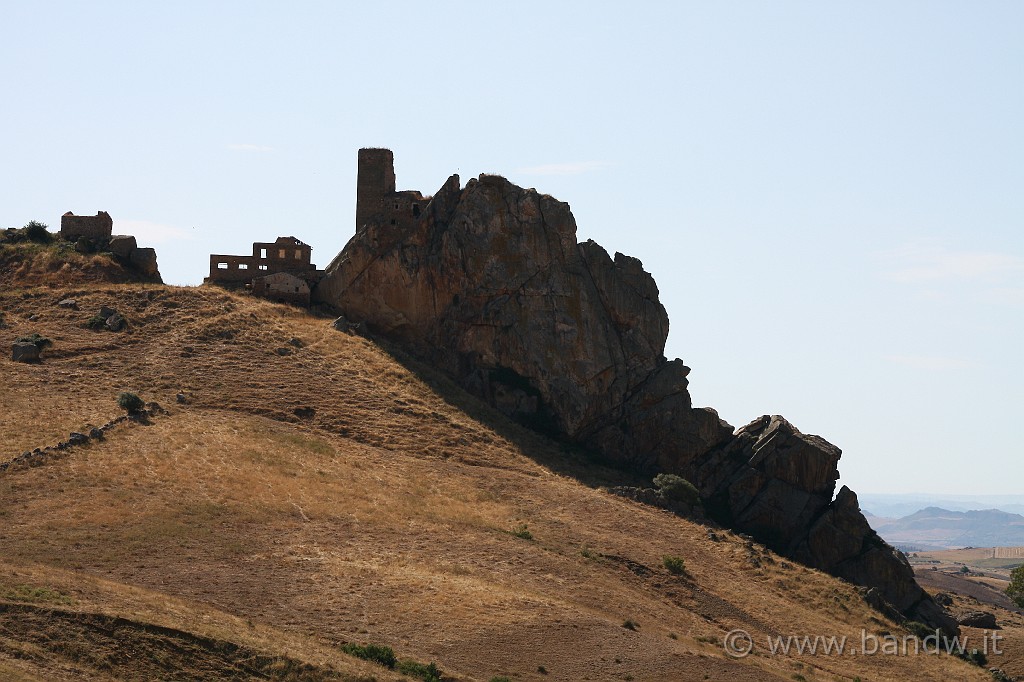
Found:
3,2 -> 1021,495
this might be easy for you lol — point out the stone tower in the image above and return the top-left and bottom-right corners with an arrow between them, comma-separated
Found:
355,148 -> 396,230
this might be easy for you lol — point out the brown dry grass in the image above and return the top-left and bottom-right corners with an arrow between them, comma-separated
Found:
0,283 -> 1000,681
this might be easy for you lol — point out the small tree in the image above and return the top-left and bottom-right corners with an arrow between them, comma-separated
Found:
1008,564 -> 1024,608
653,473 -> 701,506
117,392 -> 145,414
663,555 -> 687,576
22,221 -> 51,243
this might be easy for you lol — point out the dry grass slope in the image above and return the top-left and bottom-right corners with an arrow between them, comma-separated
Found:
0,283 -> 1002,681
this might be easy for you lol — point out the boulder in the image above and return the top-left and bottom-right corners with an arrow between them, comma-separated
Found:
99,306 -> 117,319
958,611 -> 998,629
108,235 -> 137,259
129,247 -> 160,279
105,313 -> 127,332
11,342 -> 40,363
57,298 -> 79,310
68,432 -> 89,445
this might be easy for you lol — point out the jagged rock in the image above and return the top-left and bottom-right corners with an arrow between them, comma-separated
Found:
11,342 -> 40,363
934,592 -> 954,607
288,337 -> 304,348
314,150 -> 955,635
316,171 -> 729,468
99,306 -> 117,319
696,416 -> 840,547
57,298 -> 79,309
958,611 -> 998,629
88,427 -> 104,440
68,432 -> 89,445
108,235 -> 137,259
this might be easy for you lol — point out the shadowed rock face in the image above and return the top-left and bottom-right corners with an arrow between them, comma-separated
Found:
315,156 -> 955,634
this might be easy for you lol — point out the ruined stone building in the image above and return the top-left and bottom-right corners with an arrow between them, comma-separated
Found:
60,211 -> 113,241
207,236 -> 322,306
355,148 -> 434,233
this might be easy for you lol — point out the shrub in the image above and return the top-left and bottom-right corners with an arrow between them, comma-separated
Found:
904,621 -> 933,639
87,314 -> 108,330
511,523 -> 533,540
663,555 -> 687,576
652,473 -> 700,506
1008,564 -> 1024,607
340,642 -> 397,669
959,648 -> 987,667
117,392 -> 145,414
16,333 -> 53,350
622,619 -> 639,631
396,660 -> 442,682
489,677 -> 512,682
22,220 -> 51,243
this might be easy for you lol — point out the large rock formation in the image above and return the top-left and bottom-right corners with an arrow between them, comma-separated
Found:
314,149 -> 954,633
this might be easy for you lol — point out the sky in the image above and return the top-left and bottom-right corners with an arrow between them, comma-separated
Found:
2,1 -> 1022,495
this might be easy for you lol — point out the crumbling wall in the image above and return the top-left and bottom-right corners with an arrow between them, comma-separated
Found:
60,211 -> 113,241
209,255 -> 257,283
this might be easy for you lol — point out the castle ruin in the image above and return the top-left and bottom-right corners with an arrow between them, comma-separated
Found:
355,148 -> 438,233
60,211 -> 113,241
207,236 -> 322,306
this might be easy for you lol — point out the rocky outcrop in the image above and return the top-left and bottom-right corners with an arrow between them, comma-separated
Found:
690,416 -> 956,632
314,150 -> 954,633
317,172 -> 733,467
958,611 -> 998,629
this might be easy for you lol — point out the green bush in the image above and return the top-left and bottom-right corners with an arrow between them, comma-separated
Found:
489,677 -> 512,682
340,642 -> 397,669
652,473 -> 700,506
904,621 -> 933,639
16,333 -> 53,350
117,392 -> 145,414
22,220 -> 51,243
663,555 -> 687,576
1007,565 -> 1024,607
396,659 -> 442,681
511,523 -> 533,540
622,619 -> 639,631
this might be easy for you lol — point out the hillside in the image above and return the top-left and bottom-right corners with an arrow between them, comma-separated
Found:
0,283 -> 1001,681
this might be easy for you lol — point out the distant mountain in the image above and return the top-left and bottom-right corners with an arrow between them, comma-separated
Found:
858,493 -> 1024,519
869,506 -> 1024,549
